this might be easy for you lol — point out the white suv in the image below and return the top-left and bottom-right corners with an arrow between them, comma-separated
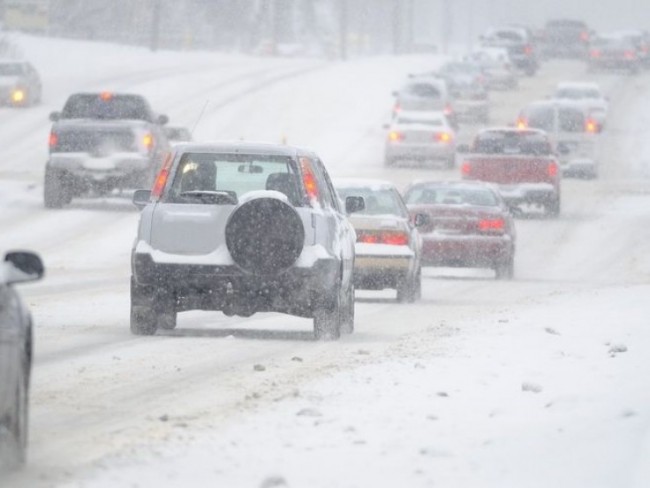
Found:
130,142 -> 363,340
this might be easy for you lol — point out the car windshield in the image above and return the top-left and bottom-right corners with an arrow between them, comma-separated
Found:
473,131 -> 553,155
336,187 -> 406,217
404,185 -> 499,207
167,153 -> 300,204
61,94 -> 153,121
489,31 -> 523,42
0,63 -> 23,76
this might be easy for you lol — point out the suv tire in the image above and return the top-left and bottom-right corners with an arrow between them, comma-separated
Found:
313,290 -> 342,341
43,167 -> 71,208
130,278 -> 159,335
340,284 -> 355,334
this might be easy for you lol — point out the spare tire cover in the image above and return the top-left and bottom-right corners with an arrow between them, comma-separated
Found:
225,197 -> 305,275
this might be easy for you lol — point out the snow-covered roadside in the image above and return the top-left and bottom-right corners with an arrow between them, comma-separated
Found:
68,283 -> 649,488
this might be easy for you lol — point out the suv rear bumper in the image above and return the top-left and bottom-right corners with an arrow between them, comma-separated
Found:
47,154 -> 151,181
132,252 -> 340,317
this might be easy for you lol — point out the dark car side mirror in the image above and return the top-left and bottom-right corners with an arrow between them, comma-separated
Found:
157,114 -> 169,125
456,144 -> 471,154
413,213 -> 430,228
49,111 -> 60,122
133,189 -> 152,210
4,251 -> 45,284
345,196 -> 365,214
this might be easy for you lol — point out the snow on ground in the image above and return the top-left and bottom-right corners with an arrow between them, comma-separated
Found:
1,33 -> 649,488
76,285 -> 650,488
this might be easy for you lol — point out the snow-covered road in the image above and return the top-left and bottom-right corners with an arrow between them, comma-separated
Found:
1,35 -> 649,487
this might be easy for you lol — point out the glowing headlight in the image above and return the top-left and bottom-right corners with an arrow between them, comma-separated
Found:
11,89 -> 25,103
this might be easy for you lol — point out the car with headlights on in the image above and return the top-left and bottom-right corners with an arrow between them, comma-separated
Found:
517,99 -> 601,179
44,92 -> 170,208
0,60 -> 41,107
130,142 -> 363,340
588,35 -> 643,74
335,179 -> 425,302
403,181 -> 516,279
0,251 -> 44,469
384,110 -> 456,168
553,82 -> 608,128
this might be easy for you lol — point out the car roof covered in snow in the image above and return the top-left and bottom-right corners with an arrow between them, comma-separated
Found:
171,141 -> 319,159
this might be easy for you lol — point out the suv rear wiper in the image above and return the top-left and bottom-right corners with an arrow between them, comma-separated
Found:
179,190 -> 238,205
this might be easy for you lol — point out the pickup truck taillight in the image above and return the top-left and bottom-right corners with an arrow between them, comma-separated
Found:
548,161 -> 559,178
461,161 -> 472,177
357,230 -> 409,246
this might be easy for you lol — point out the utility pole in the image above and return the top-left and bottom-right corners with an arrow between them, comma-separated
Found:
150,0 -> 162,51
339,0 -> 347,60
392,0 -> 401,54
441,0 -> 452,55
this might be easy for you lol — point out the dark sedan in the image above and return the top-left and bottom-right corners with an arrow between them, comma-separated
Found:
404,181 -> 516,279
0,251 -> 44,469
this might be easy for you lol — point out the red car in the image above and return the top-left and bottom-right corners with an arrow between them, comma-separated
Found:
403,181 -> 516,279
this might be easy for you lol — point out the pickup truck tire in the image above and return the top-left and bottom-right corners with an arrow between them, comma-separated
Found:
313,289 -> 342,341
43,167 -> 72,208
546,197 -> 561,218
226,197 -> 304,275
340,284 -> 355,334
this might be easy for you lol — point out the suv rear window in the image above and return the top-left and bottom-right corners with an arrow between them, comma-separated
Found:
558,108 -> 585,132
167,153 -> 301,205
0,63 -> 24,76
61,94 -> 153,121
403,83 -> 441,99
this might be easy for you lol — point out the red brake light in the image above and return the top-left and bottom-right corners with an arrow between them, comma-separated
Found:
99,91 -> 114,101
461,161 -> 472,177
388,131 -> 404,142
624,50 -> 636,60
357,231 -> 409,246
590,49 -> 601,58
300,157 -> 320,203
548,161 -> 559,178
435,132 -> 452,143
151,152 -> 173,200
478,218 -> 505,232
580,31 -> 589,42
443,104 -> 453,116
524,45 -> 533,55
48,132 -> 58,148
393,102 -> 401,113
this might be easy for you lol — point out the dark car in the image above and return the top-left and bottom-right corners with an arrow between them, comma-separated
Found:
0,60 -> 41,106
542,19 -> 591,58
130,142 -> 363,340
589,35 -> 643,74
0,251 -> 44,469
44,92 -> 171,208
403,181 -> 516,279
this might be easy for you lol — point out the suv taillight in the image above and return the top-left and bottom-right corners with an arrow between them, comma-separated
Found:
461,161 -> 472,177
548,161 -> 559,178
300,157 -> 320,204
478,218 -> 505,233
143,133 -> 154,151
151,153 -> 173,200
